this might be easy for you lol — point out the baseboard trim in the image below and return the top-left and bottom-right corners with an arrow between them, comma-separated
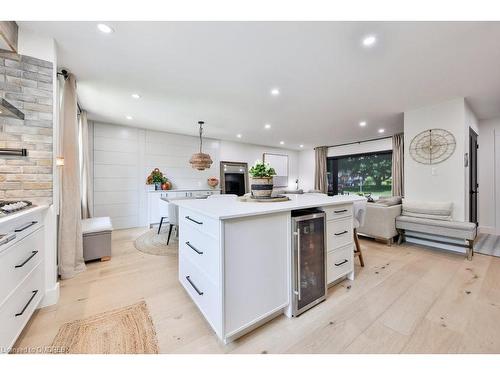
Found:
478,226 -> 500,235
40,282 -> 60,308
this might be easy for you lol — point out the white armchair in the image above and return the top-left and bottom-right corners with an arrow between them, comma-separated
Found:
358,202 -> 402,244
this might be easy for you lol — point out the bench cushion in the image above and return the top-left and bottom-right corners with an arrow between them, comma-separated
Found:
396,215 -> 476,240
82,217 -> 113,235
402,199 -> 453,220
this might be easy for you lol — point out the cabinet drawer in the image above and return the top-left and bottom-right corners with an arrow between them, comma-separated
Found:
327,245 -> 353,284
179,224 -> 220,285
0,264 -> 43,351
180,208 -> 219,239
326,217 -> 353,251
323,204 -> 352,221
0,228 -> 43,306
179,256 -> 221,336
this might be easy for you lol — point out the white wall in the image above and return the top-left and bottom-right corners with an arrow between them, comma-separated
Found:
17,26 -> 60,306
404,98 -> 468,221
219,140 -> 299,189
297,138 -> 393,193
93,122 -> 299,229
477,117 -> 500,234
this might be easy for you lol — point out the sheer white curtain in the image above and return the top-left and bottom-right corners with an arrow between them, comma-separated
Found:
58,73 -> 86,279
79,110 -> 93,219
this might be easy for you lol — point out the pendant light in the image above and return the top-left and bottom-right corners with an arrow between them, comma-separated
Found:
189,121 -> 213,170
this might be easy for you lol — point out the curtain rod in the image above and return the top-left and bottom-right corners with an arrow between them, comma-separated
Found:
314,135 -> 395,150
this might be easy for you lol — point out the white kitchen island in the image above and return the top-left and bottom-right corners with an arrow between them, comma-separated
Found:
174,194 -> 365,343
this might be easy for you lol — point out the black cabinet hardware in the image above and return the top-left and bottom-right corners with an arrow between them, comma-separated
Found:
185,242 -> 203,254
15,251 -> 38,268
15,290 -> 38,317
334,209 -> 348,214
334,259 -> 348,267
186,276 -> 204,295
334,230 -> 348,236
185,216 -> 203,225
14,221 -> 38,232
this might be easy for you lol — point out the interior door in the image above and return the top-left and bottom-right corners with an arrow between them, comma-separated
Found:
469,128 -> 478,225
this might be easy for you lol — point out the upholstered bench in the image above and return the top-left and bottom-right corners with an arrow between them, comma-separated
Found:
82,217 -> 113,262
396,215 -> 477,260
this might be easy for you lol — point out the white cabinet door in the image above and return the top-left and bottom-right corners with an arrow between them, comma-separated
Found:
148,192 -> 169,225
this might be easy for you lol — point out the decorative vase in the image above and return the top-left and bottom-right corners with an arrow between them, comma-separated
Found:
155,182 -> 162,190
250,177 -> 273,198
207,177 -> 219,189
161,181 -> 172,190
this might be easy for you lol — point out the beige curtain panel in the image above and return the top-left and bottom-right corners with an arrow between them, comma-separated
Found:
314,146 -> 328,193
79,111 -> 93,219
58,74 -> 86,279
391,133 -> 404,197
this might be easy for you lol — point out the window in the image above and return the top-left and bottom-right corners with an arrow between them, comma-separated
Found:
327,151 -> 392,198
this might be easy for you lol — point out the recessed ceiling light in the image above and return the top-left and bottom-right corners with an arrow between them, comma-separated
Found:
362,35 -> 377,47
126,115 -> 133,120
299,144 -> 304,148
131,93 -> 140,99
378,128 -> 385,133
97,23 -> 114,34
236,134 -> 242,138
280,141 -> 285,145
264,123 -> 271,129
271,88 -> 280,96
359,121 -> 367,127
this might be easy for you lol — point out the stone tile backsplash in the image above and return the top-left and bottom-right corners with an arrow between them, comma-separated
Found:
0,51 -> 54,205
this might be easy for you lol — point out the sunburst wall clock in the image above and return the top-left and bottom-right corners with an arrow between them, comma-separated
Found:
409,128 -> 456,165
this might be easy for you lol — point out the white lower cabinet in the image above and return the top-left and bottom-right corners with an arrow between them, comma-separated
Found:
178,207 -> 288,343
0,208 -> 45,353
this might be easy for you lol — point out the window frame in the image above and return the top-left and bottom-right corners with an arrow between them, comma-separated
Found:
327,149 -> 393,196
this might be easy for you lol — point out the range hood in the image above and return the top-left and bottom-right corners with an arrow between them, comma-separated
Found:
0,98 -> 27,157
0,98 -> 25,120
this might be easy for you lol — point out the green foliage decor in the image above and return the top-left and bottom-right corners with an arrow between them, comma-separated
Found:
249,161 -> 276,178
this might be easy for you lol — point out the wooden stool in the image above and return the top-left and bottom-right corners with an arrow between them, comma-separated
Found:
353,228 -> 364,267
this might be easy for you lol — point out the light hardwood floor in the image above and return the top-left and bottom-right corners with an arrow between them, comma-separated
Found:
14,228 -> 500,353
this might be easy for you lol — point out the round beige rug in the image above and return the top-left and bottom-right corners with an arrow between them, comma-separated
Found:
134,228 -> 178,256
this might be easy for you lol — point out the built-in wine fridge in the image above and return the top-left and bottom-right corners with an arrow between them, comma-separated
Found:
291,208 -> 327,316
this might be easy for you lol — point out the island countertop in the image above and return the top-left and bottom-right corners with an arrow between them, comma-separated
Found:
174,194 -> 365,220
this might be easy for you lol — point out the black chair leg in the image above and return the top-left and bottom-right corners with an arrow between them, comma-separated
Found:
158,217 -> 165,234
167,224 -> 174,245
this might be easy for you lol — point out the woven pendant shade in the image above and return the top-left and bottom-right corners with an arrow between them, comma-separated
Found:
189,121 -> 213,171
189,152 -> 213,170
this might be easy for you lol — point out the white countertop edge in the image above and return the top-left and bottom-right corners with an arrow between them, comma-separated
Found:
0,204 -> 49,226
175,195 -> 366,220
147,188 -> 221,193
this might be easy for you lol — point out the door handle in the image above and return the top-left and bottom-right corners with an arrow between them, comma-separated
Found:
334,259 -> 348,267
15,290 -> 38,317
15,251 -> 38,268
14,221 -> 38,232
185,241 -> 203,254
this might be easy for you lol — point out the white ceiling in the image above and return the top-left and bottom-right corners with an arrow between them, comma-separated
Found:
18,21 -> 500,150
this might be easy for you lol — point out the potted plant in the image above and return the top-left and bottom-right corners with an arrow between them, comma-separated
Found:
146,168 -> 165,190
249,160 -> 276,198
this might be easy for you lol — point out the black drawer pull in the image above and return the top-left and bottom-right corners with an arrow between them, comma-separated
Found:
334,209 -> 348,214
185,216 -> 203,225
15,290 -> 38,317
186,276 -> 204,295
334,230 -> 348,236
334,259 -> 349,267
15,221 -> 38,232
185,241 -> 203,254
15,251 -> 38,268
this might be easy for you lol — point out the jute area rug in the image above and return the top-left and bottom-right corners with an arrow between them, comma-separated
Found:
51,301 -> 159,354
134,227 -> 178,256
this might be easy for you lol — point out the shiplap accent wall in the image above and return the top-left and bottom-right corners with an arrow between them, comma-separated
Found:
93,122 -> 221,229
93,123 -> 143,229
